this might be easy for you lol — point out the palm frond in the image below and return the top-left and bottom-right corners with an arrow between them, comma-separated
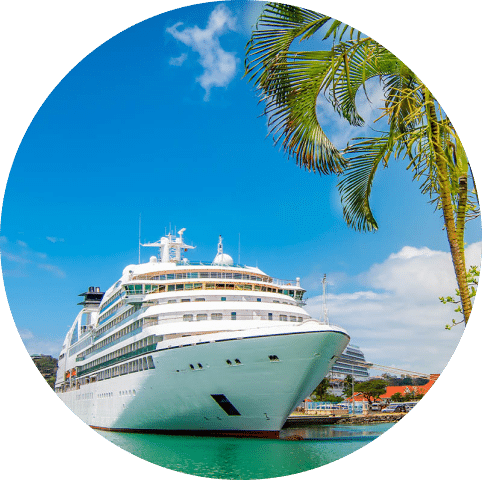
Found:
338,135 -> 394,231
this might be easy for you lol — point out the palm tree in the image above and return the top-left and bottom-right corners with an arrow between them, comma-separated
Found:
245,2 -> 479,325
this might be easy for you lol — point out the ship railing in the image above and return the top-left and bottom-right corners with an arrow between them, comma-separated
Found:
133,269 -> 298,287
142,313 -> 314,328
269,277 -> 298,287
175,260 -> 249,268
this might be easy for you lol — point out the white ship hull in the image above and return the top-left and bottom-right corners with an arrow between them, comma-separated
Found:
56,229 -> 350,438
58,324 -> 349,437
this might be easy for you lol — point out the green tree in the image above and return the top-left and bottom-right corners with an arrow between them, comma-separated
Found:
323,394 -> 345,403
342,374 -> 354,397
311,377 -> 330,400
441,265 -> 479,329
390,392 -> 403,402
353,379 -> 388,406
245,3 -> 479,326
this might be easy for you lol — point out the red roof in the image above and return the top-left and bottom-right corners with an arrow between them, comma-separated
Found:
347,374 -> 439,402
380,380 -> 435,399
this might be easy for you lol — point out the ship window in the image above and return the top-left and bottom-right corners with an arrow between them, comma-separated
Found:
167,274 -> 175,280
216,283 -> 225,289
206,283 -> 215,289
194,283 -> 203,289
195,298 -> 205,302
168,299 -> 177,303
257,298 -> 261,302
298,317 -> 303,322
185,283 -> 193,290
196,314 -> 207,321
221,297 -> 226,301
176,284 -> 184,291
183,314 -> 193,322
280,315 -> 287,321
268,313 -> 273,320
231,312 -> 236,320
243,284 -> 252,290
135,284 -> 143,294
181,298 -> 190,302
226,284 -> 235,290
254,285 -> 260,291
261,286 -> 267,292
167,285 -> 175,292
212,313 -> 222,320
290,316 -> 297,322
200,272 -> 209,278
147,356 -> 155,369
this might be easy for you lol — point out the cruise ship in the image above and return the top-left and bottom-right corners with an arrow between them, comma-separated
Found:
55,229 -> 350,438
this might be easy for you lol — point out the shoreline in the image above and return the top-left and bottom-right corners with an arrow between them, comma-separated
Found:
284,413 -> 405,427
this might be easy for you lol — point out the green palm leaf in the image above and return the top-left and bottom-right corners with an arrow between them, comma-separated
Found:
338,135 -> 394,231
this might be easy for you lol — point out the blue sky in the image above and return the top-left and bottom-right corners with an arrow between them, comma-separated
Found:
1,1 -> 480,375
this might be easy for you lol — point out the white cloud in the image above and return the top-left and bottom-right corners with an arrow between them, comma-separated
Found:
46,236 -> 64,243
166,4 -> 238,100
169,53 -> 187,66
1,238 -> 66,278
316,77 -> 385,149
18,329 -> 63,356
2,251 -> 31,264
304,242 -> 482,374
37,263 -> 66,278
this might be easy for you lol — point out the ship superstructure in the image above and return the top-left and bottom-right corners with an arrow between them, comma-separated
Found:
55,229 -> 349,437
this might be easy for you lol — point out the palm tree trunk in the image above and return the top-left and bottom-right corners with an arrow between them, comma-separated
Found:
425,89 -> 471,324
456,173 -> 468,269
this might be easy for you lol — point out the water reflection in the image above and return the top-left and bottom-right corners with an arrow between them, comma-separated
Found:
96,423 -> 394,479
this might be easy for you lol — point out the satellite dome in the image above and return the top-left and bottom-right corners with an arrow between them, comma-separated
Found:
149,256 -> 157,263
213,253 -> 234,266
212,235 -> 234,265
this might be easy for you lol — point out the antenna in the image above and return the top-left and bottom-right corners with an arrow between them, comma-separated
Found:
321,274 -> 329,325
138,214 -> 141,264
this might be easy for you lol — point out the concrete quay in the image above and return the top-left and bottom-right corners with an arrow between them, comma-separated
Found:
283,413 -> 405,427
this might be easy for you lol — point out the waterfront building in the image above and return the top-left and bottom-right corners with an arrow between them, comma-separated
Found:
379,373 -> 439,401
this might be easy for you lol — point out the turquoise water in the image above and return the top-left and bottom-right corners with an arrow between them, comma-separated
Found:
96,423 -> 394,478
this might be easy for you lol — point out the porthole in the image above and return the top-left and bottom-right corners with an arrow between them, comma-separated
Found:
190,364 -> 195,370
235,359 -> 241,364
226,360 -> 232,365
198,363 -> 203,369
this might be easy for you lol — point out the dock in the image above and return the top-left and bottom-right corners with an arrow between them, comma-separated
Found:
283,413 -> 406,428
